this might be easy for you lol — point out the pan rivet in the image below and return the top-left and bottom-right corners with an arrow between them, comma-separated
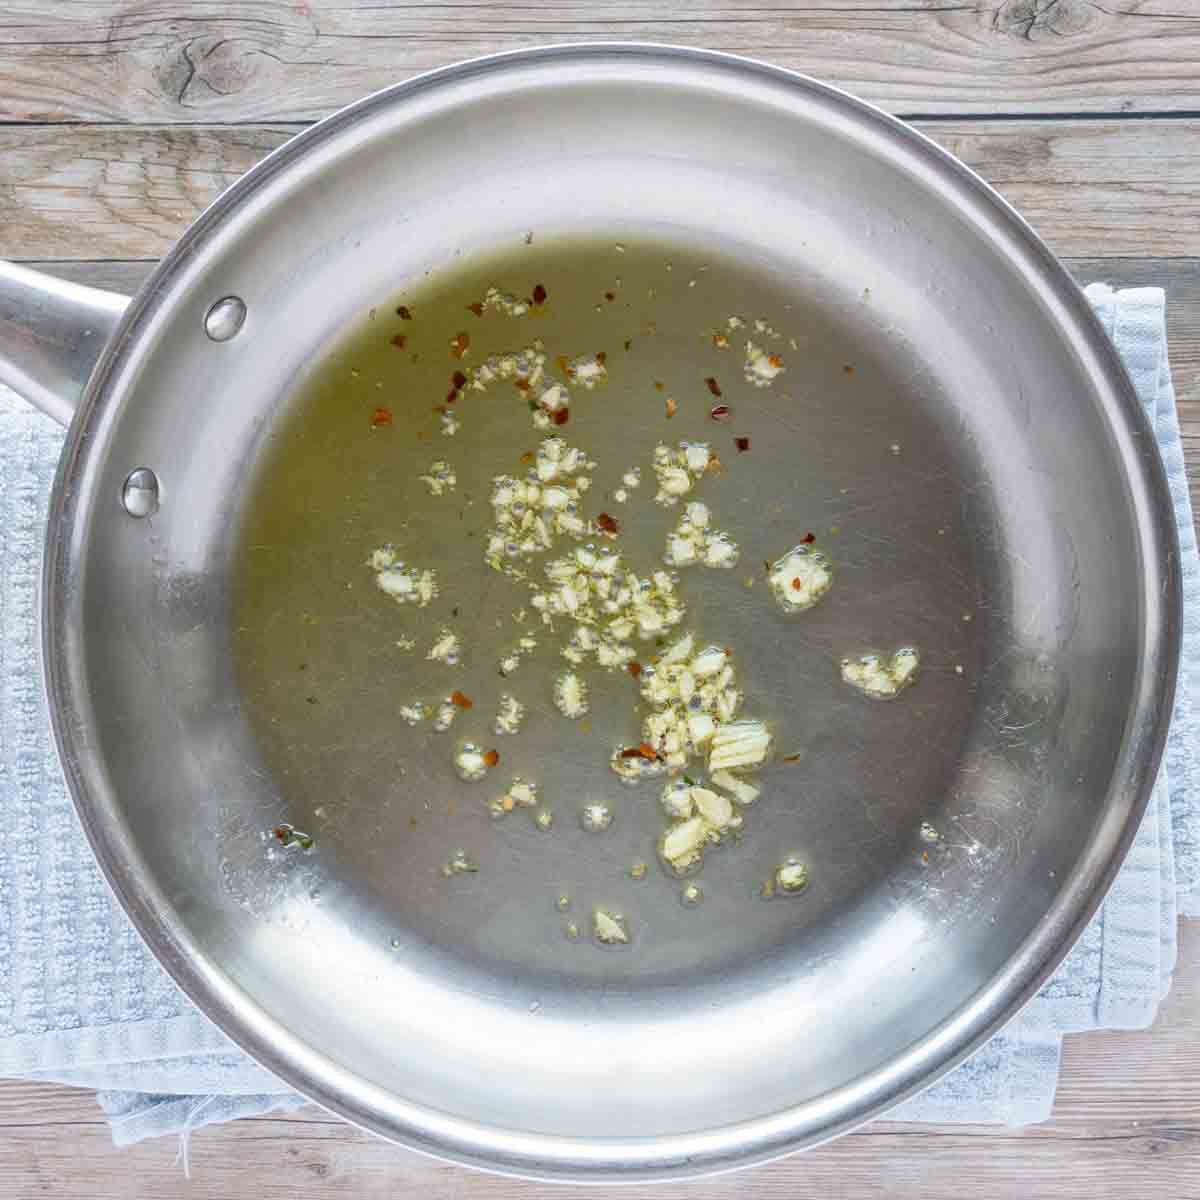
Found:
204,295 -> 246,342
121,468 -> 160,518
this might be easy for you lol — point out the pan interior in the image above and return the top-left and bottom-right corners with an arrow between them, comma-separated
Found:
232,233 -> 981,986
61,51 -> 1158,1165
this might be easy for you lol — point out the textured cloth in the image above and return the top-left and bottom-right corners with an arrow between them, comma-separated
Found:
0,284 -> 1194,1145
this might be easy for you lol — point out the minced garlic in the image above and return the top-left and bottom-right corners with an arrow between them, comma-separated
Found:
565,352 -> 608,390
661,779 -> 696,819
580,802 -> 613,832
419,460 -> 456,495
478,286 -> 531,317
493,693 -> 527,734
708,720 -> 773,772
663,501 -> 740,570
775,856 -> 809,893
651,442 -> 712,507
658,815 -> 708,876
400,701 -> 431,726
370,549 -> 438,608
453,742 -> 495,782
744,341 -> 785,387
508,778 -> 538,808
441,849 -> 479,877
433,697 -> 460,732
691,787 -> 735,829
487,777 -> 538,818
840,647 -> 920,700
592,909 -> 629,945
485,438 -> 596,572
710,770 -> 761,806
553,670 -> 589,719
769,545 -> 833,613
427,629 -> 461,666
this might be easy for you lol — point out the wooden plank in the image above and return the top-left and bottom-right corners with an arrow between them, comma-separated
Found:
0,126 -> 292,262
2,120 -> 1198,266
0,922 -> 1195,1196
0,1117 -> 1196,1200
1,2 -> 1200,123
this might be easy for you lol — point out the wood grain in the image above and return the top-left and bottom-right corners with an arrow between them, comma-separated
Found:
2,119 -> 1199,265
1,1 -> 1199,123
0,921 -> 1193,1199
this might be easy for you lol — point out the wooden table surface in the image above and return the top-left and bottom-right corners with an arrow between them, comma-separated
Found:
2,2 -> 1199,1196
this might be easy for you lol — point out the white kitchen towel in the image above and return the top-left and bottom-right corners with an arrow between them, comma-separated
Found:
0,283 -> 1194,1147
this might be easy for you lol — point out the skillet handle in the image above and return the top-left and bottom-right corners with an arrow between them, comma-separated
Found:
0,260 -> 129,427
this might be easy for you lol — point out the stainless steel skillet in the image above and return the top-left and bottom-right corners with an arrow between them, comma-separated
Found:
0,45 -> 1179,1181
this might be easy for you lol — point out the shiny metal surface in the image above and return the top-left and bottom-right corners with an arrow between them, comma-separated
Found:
0,260 -> 127,426
4,46 -> 1181,1180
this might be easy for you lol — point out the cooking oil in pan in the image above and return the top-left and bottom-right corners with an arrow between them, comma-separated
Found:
232,234 -> 977,978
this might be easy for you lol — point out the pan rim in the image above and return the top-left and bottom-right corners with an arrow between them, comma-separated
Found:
40,42 -> 1182,1181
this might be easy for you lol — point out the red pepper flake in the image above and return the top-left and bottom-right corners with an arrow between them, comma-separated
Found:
921,850 -> 930,864
271,825 -> 289,841
466,301 -> 484,317
705,376 -> 723,398
734,435 -> 751,452
552,408 -> 570,426
619,743 -> 659,761
710,404 -> 731,422
767,354 -> 783,369
514,377 -> 531,393
390,333 -> 407,349
445,388 -> 458,404
519,450 -> 536,465
706,453 -> 725,475
450,332 -> 470,359
604,291 -> 615,302
452,370 -> 467,390
532,283 -> 548,305
450,690 -> 473,709
842,364 -> 855,375
723,647 -> 733,656
556,355 -> 575,380
627,661 -> 643,678
595,351 -> 607,365
596,512 -> 619,535
665,397 -> 678,419
801,531 -> 816,544
396,305 -> 413,320
791,577 -> 803,591
482,749 -> 500,768
712,332 -> 729,349
781,751 -> 805,764
370,407 -> 393,428
654,381 -> 664,392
